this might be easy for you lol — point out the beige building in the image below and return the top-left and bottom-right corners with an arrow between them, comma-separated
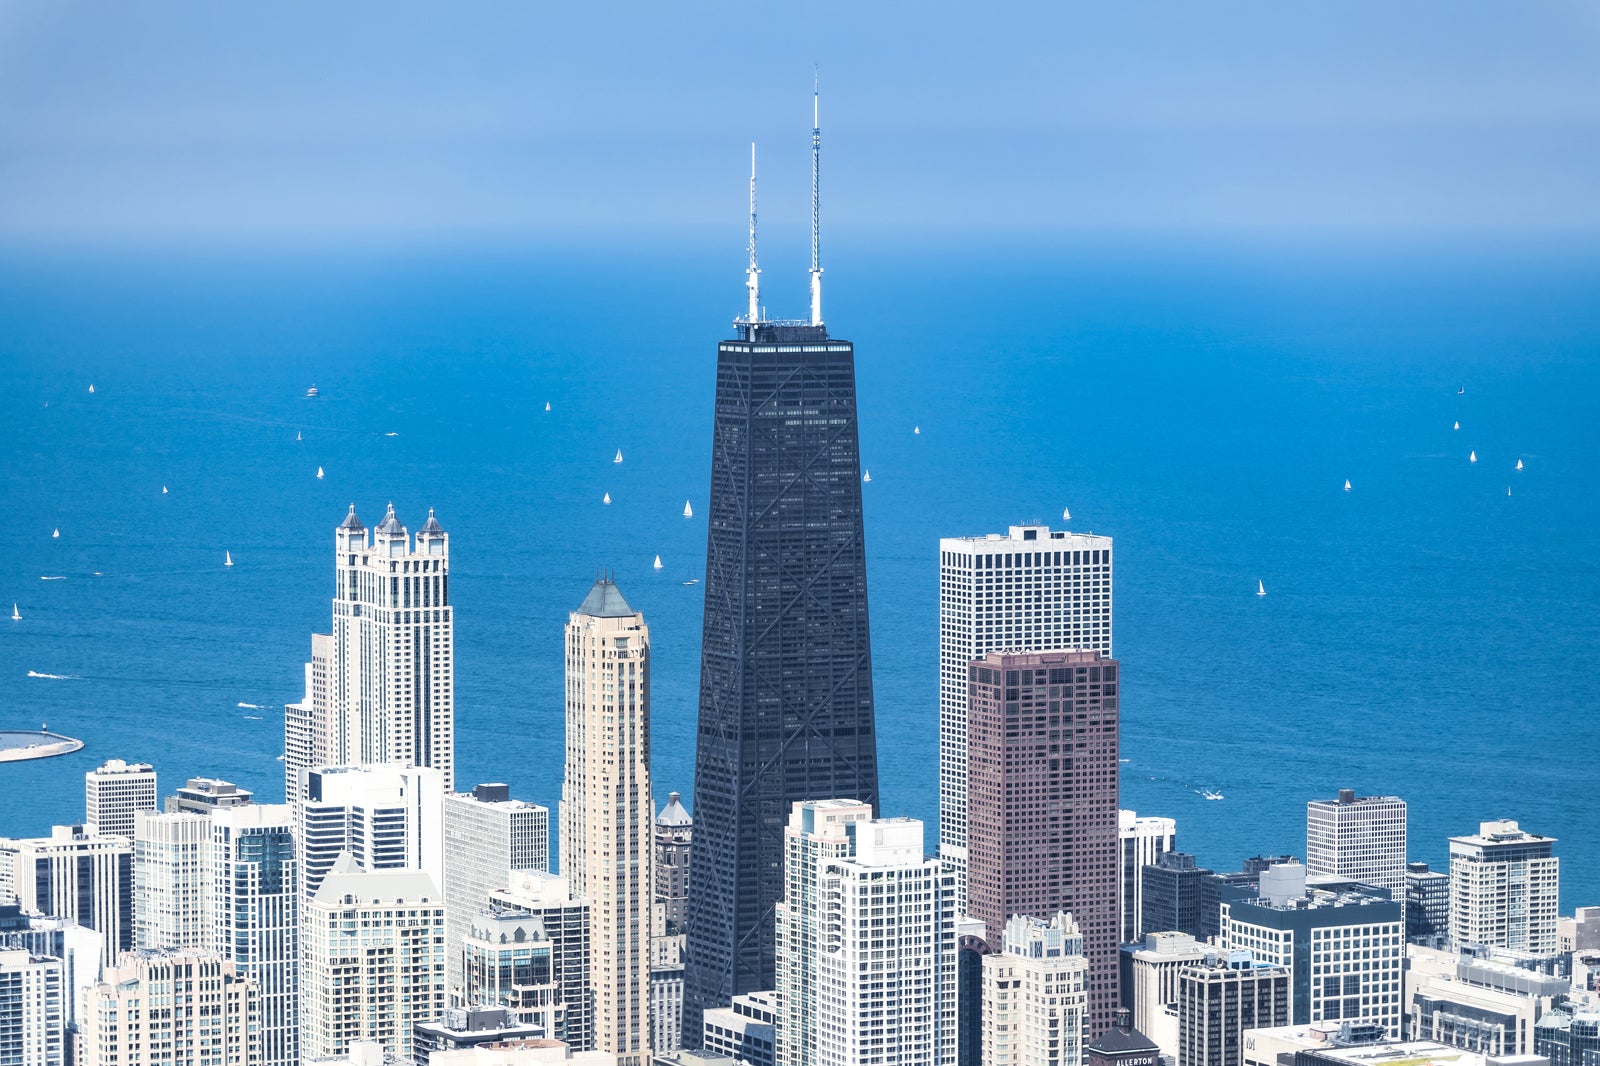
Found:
301,854 -> 446,1063
1127,932 -> 1211,1059
428,1038 -> 619,1066
561,580 -> 654,1066
1448,821 -> 1559,956
982,912 -> 1090,1066
1404,944 -> 1565,1056
133,811 -> 212,950
81,949 -> 255,1066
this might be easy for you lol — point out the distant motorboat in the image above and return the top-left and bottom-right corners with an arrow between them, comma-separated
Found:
602,492 -> 612,505
384,432 -> 398,438
316,466 -> 324,479
1201,789 -> 1225,801
614,449 -> 623,464
1062,506 -> 1071,521
225,551 -> 233,567
1257,580 -> 1266,597
653,555 -> 663,570
51,529 -> 59,539
1344,479 -> 1351,492
1469,450 -> 1477,463
306,385 -> 319,398
1516,459 -> 1524,471
683,500 -> 693,518
10,604 -> 19,621
862,469 -> 871,483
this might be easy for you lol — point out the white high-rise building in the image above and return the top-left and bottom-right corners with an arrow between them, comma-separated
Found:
81,949 -> 255,1066
285,503 -> 455,799
296,763 -> 444,899
561,580 -> 653,1066
211,803 -> 298,1066
473,870 -> 592,1049
938,525 -> 1113,903
1448,820 -> 1559,955
0,949 -> 65,1066
1306,790 -> 1407,901
982,912 -> 1090,1066
84,759 -> 158,840
443,783 -> 550,1006
133,810 -> 212,950
301,855 -> 446,1063
775,802 -> 957,1066
0,826 -> 133,961
1121,810 -> 1177,943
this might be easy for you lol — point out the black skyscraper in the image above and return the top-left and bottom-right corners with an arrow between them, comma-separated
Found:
680,316 -> 879,1041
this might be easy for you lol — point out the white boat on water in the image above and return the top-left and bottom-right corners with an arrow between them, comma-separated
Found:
683,500 -> 693,518
306,385 -> 319,398
1202,789 -> 1224,801
316,466 -> 324,479
225,551 -> 233,567
545,402 -> 551,412
296,431 -> 303,441
10,604 -> 19,621
1344,479 -> 1351,491
88,384 -> 95,394
1516,459 -> 1524,471
914,426 -> 920,435
1507,486 -> 1512,497
162,485 -> 168,494
602,492 -> 611,505
653,555 -> 663,570
51,529 -> 59,539
1458,385 -> 1465,395
1469,450 -> 1477,463
1453,421 -> 1460,430
1257,580 -> 1266,597
1062,506 -> 1071,521
862,469 -> 871,483
614,449 -> 623,464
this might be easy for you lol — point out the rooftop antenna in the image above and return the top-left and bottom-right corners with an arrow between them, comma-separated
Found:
745,142 -> 761,325
809,70 -> 823,327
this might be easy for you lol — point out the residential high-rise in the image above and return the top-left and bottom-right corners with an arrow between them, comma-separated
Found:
296,763 -> 444,899
655,793 -> 692,934
211,804 -> 298,1066
1175,953 -> 1291,1066
1306,791 -> 1407,902
684,120 -> 879,1037
1405,862 -> 1449,947
0,949 -> 64,1066
981,912 -> 1090,1066
775,803 -> 957,1066
957,918 -> 991,1066
471,870 -> 591,1049
1218,862 -> 1403,1035
967,649 -> 1122,1034
444,783 -> 551,1005
84,760 -> 157,840
0,826 -> 133,961
165,777 -> 253,814
939,526 -> 1114,902
300,855 -> 446,1063
1121,812 -> 1176,944
1141,853 -> 1217,943
284,503 -> 455,799
1448,821 -> 1559,955
0,911 -> 103,1036
133,810 -> 212,949
561,579 -> 654,1066
81,950 -> 255,1066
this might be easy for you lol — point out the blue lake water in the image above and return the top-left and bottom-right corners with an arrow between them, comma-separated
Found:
2,235 -> 1597,909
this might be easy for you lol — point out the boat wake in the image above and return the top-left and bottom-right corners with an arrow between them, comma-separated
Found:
242,715 -> 263,721
40,576 -> 66,581
27,671 -> 81,680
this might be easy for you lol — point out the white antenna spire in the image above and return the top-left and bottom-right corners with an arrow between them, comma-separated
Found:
746,142 -> 762,325
809,70 -> 823,327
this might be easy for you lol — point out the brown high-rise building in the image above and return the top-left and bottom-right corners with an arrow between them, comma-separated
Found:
968,648 -> 1121,1035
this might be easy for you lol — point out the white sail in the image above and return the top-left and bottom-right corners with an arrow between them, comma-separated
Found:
544,402 -> 551,412
914,426 -> 920,435
653,555 -> 663,570
603,492 -> 611,505
296,431 -> 302,441
1257,580 -> 1265,596
1062,507 -> 1071,521
316,466 -> 324,479
1507,486 -> 1512,496
1344,479 -> 1351,491
225,551 -> 233,567
1516,459 -> 1524,471
614,449 -> 623,464
683,500 -> 693,518
10,604 -> 19,621
162,486 -> 168,494
88,384 -> 95,393
52,529 -> 59,539
862,469 -> 871,483
1469,451 -> 1477,463
1453,421 -> 1459,430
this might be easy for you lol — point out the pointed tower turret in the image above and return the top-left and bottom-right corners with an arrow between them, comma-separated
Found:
374,503 -> 407,558
336,504 -> 366,551
417,507 -> 447,557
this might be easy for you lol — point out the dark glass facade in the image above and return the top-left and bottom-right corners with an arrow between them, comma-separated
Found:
682,322 -> 878,1043
1141,852 -> 1216,941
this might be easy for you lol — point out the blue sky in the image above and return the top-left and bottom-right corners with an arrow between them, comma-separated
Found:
2,2 -> 1598,238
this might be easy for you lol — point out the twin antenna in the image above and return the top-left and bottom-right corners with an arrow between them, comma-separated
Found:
742,78 -> 824,328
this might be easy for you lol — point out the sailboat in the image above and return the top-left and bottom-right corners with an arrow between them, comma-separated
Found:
614,449 -> 623,464
914,426 -> 921,435
1516,459 -> 1524,471
1062,506 -> 1071,521
162,486 -> 168,494
316,466 -> 324,479
296,430 -> 303,441
10,604 -> 19,621
1507,486 -> 1512,497
683,500 -> 693,518
653,555 -> 663,570
225,551 -> 233,567
51,529 -> 59,539
1469,451 -> 1477,463
862,469 -> 872,483
602,492 -> 612,505
1257,580 -> 1266,597
544,402 -> 551,412
1344,479 -> 1351,492
88,384 -> 95,394
1453,421 -> 1460,431
1458,386 -> 1465,395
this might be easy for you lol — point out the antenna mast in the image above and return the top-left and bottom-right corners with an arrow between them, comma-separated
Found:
809,72 -> 823,327
746,142 -> 762,325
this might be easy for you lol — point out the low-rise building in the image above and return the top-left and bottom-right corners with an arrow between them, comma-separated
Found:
702,991 -> 776,1066
1405,945 -> 1566,1056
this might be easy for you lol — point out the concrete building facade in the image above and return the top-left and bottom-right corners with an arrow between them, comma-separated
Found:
1448,822 -> 1559,956
981,912 -> 1090,1066
81,950 -> 255,1066
1175,953 -> 1291,1066
1305,792 -> 1407,904
0,949 -> 64,1066
211,803 -> 298,1066
296,763 -> 444,900
84,760 -> 158,841
133,811 -> 212,950
1121,813 -> 1177,945
0,827 -> 133,961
